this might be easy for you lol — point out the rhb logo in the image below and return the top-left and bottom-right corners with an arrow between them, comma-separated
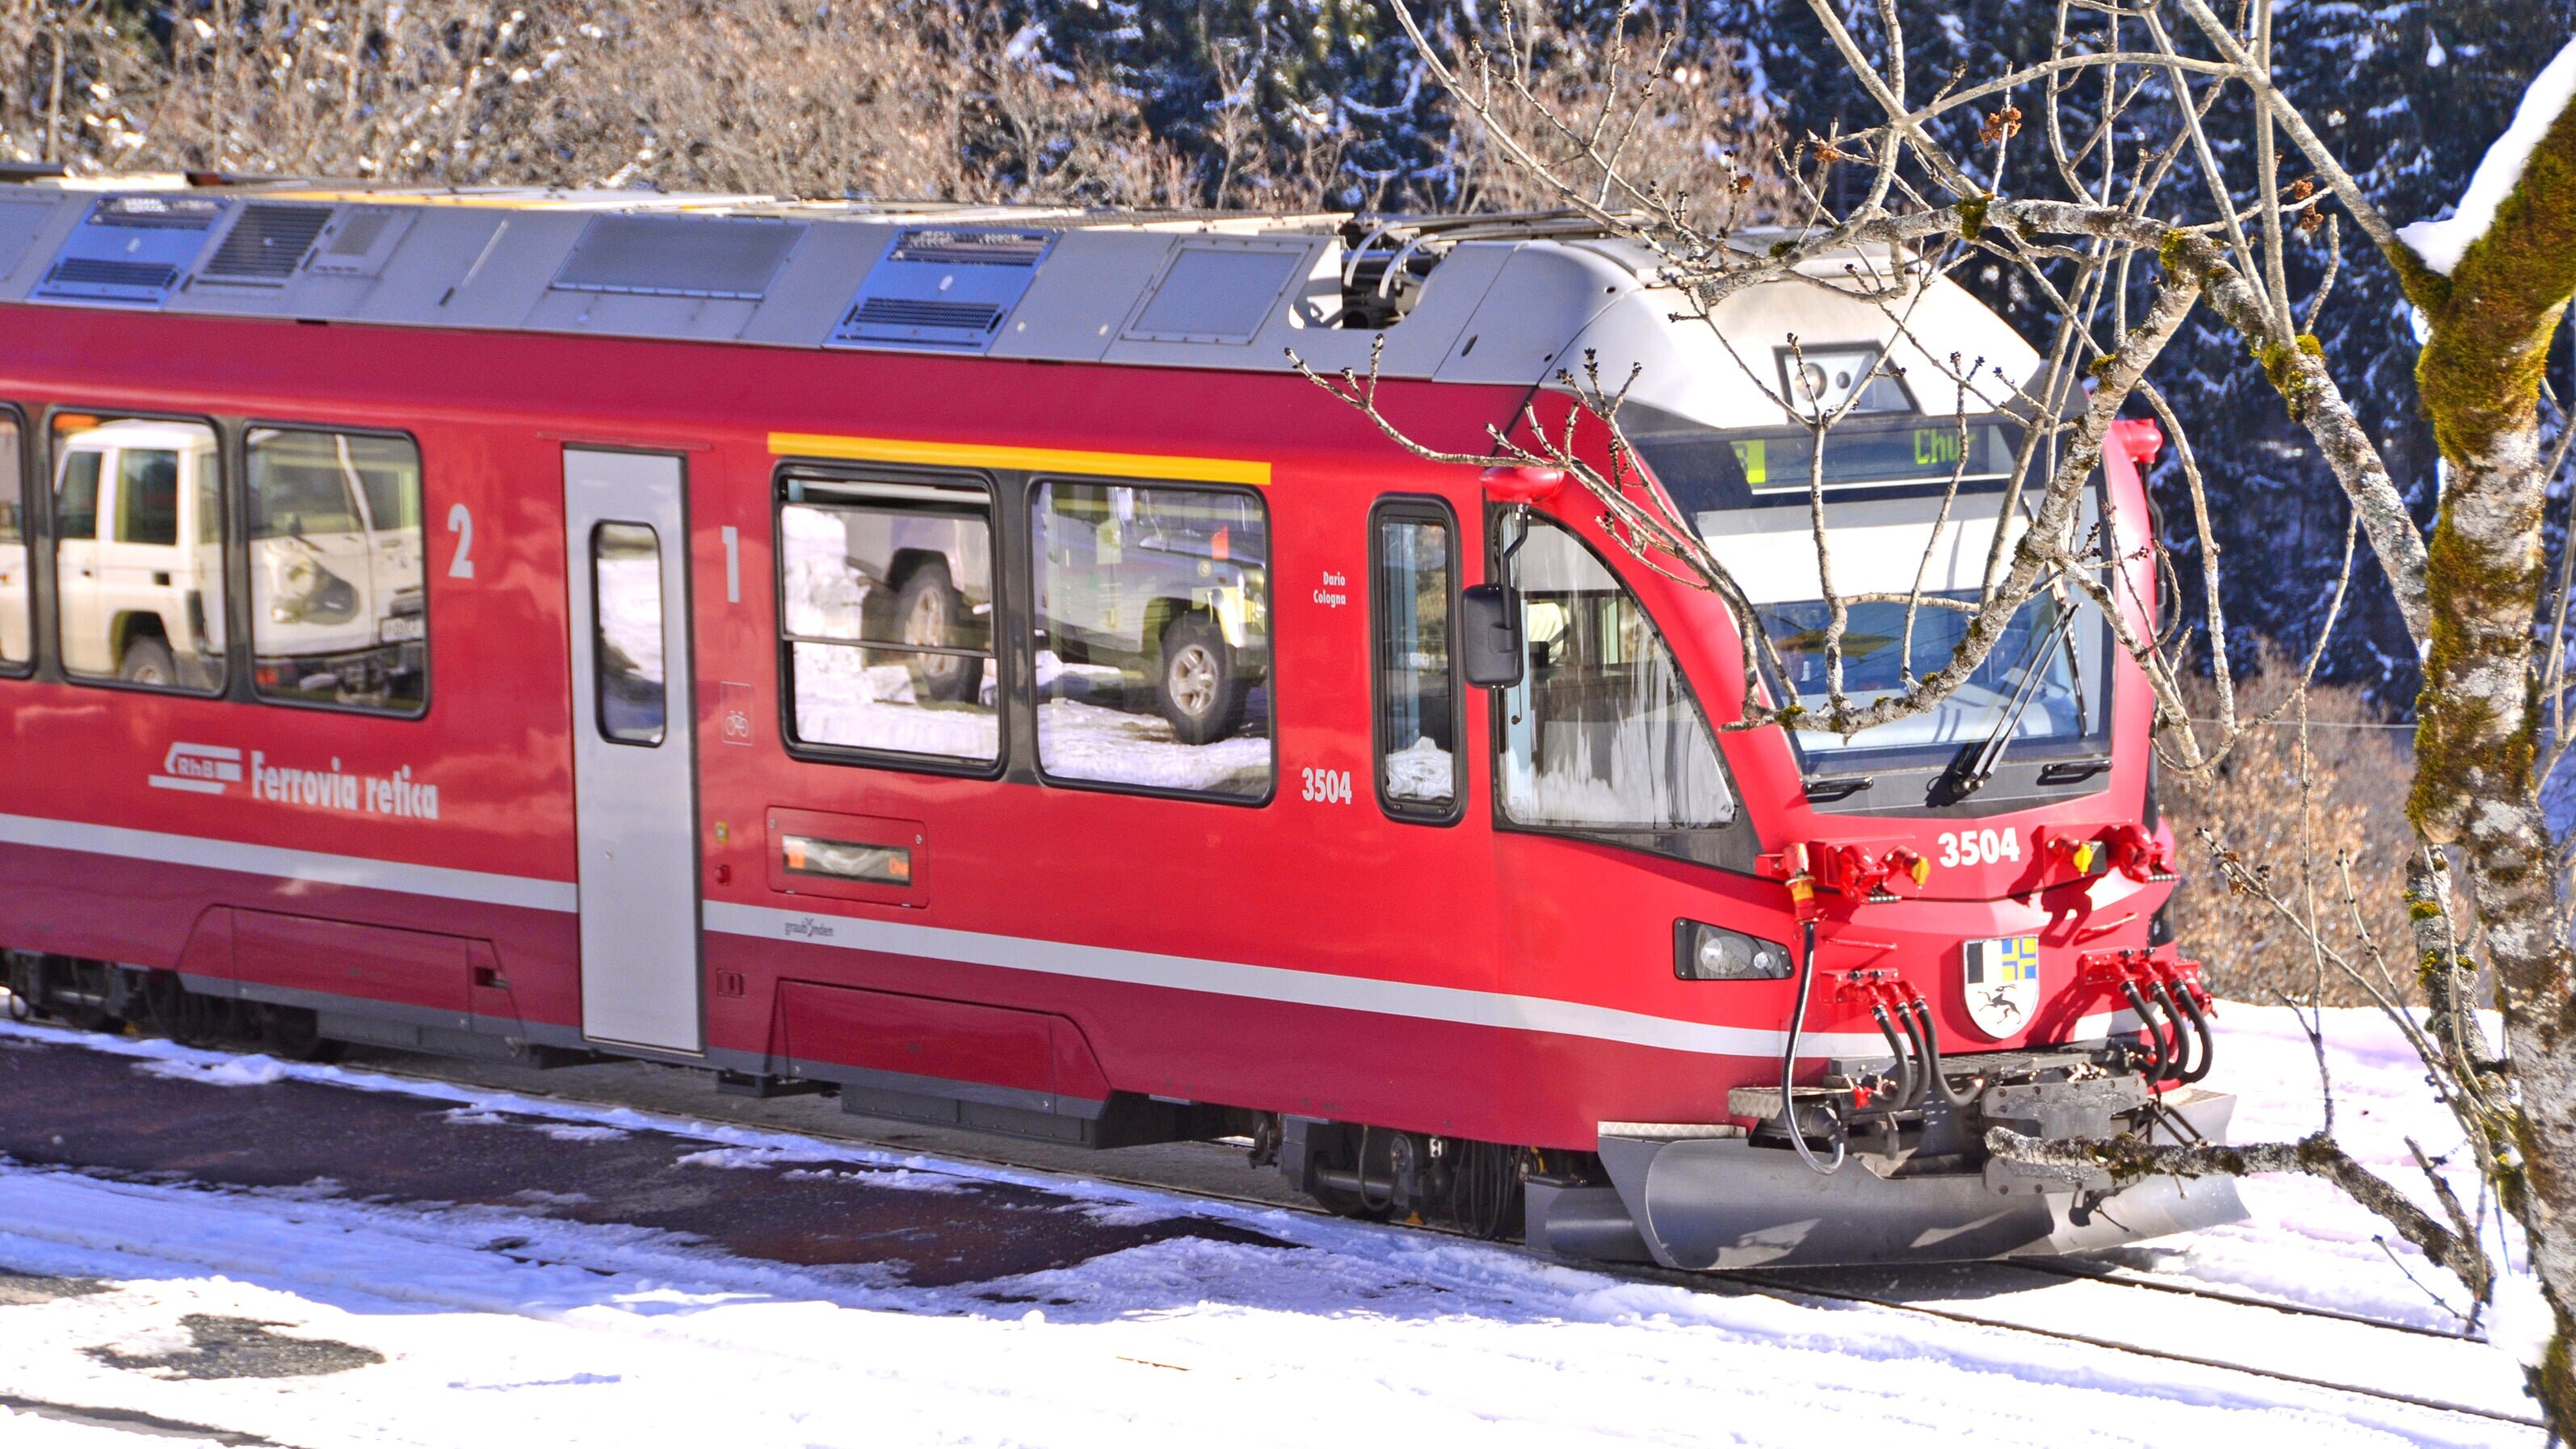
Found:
150,742 -> 244,796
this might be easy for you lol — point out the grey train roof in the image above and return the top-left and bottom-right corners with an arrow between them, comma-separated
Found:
0,181 -> 2037,433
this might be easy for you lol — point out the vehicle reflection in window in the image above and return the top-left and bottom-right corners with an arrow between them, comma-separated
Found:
1032,481 -> 1272,798
779,491 -> 998,764
52,415 -> 225,691
0,414 -> 25,668
1372,506 -> 1457,813
1498,520 -> 1734,829
591,522 -> 666,746
246,429 -> 427,714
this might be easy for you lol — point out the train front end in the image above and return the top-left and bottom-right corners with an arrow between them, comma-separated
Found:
1511,243 -> 2245,1270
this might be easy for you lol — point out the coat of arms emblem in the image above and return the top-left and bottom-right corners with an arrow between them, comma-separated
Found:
1963,935 -> 2040,1040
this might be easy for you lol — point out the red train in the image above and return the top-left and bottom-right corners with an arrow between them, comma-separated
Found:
0,183 -> 2239,1268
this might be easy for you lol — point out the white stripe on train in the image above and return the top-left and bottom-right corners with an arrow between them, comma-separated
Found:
2,809 -> 1942,1059
698,901 -> 1893,1059
0,811 -> 578,914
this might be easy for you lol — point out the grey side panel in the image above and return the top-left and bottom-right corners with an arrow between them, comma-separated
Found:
1431,243 -> 1640,386
0,197 -> 73,299
740,221 -> 901,347
1243,239 -> 1511,380
986,230 -> 1175,363
447,212 -> 586,327
522,288 -> 766,342
349,210 -> 586,328
341,208 -> 519,323
519,214 -> 806,342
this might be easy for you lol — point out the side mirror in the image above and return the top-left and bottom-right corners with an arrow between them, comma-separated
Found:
1459,582 -> 1523,687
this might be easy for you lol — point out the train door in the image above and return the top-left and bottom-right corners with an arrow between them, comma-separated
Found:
562,448 -> 702,1054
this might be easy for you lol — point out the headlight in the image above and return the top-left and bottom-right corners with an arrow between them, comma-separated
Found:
1675,920 -> 1793,981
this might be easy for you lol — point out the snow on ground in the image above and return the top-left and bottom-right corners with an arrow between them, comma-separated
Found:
2164,1003 -> 2515,1334
0,1006 -> 2546,1447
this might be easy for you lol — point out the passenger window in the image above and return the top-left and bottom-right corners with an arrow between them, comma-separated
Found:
246,428 -> 427,715
1498,519 -> 1735,830
53,414 -> 225,691
1371,502 -> 1459,817
591,522 -> 667,746
0,413 -> 26,670
1031,481 -> 1272,800
777,474 -> 998,766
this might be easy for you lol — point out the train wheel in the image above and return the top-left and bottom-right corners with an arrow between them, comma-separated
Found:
257,1003 -> 338,1062
1157,615 -> 1244,746
118,636 -> 176,687
897,565 -> 981,704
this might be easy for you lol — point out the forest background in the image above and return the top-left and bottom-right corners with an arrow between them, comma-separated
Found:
5,0 -> 2568,1004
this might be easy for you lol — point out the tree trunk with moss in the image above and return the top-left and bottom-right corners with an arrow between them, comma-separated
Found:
2398,97 -> 2576,1418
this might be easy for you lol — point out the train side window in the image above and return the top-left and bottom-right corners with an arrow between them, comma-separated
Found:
246,428 -> 427,715
777,473 -> 999,766
53,413 -> 226,693
1498,519 -> 1735,830
1031,480 -> 1272,800
591,522 -> 668,746
1370,500 -> 1460,819
0,411 -> 27,670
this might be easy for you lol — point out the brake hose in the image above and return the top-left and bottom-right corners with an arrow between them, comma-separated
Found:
1907,996 -> 1984,1107
1889,995 -> 1934,1111
2121,981 -> 2171,1082
1868,1003 -> 1917,1113
1780,918 -> 1845,1175
2147,981 -> 2196,1081
2159,981 -> 2217,1085
2145,981 -> 2187,1077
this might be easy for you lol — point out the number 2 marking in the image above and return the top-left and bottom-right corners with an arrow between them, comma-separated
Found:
1301,767 -> 1352,804
1937,828 -> 2022,867
446,503 -> 476,580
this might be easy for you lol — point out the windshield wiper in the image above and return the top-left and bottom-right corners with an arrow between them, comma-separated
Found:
1933,601 -> 2080,804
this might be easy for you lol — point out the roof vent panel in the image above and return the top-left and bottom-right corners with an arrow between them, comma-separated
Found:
304,206 -> 417,280
552,214 -> 805,300
1123,242 -> 1308,345
34,195 -> 224,305
201,202 -> 334,284
829,228 -> 1056,352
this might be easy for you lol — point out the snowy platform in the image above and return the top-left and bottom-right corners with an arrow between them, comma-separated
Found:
0,1007 -> 2549,1447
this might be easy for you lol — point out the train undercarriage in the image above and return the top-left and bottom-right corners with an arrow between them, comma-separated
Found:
3,948 -> 2242,1270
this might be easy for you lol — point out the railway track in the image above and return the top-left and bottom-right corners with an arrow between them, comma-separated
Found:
0,1020 -> 2543,1437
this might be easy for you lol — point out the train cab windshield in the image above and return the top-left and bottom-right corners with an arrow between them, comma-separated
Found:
1620,402 -> 2112,796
